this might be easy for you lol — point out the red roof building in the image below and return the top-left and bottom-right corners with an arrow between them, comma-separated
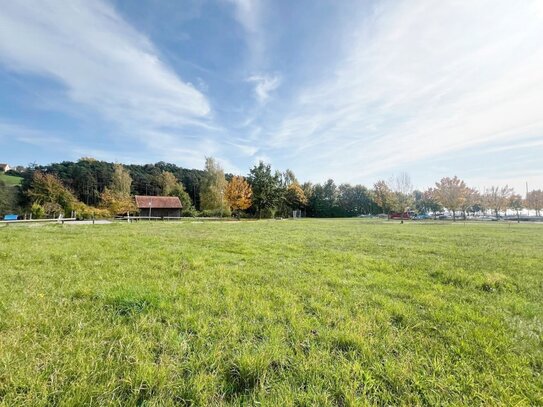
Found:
135,195 -> 182,218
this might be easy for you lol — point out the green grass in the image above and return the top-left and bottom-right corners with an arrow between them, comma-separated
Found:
0,219 -> 542,405
0,173 -> 22,186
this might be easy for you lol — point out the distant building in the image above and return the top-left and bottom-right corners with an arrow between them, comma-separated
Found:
135,195 -> 182,218
0,163 -> 10,172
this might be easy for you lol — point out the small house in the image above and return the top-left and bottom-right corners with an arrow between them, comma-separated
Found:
135,195 -> 182,218
0,163 -> 10,172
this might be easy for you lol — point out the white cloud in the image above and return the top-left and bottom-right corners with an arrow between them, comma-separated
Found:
269,0 -> 543,185
0,0 -> 214,165
230,142 -> 258,157
226,0 -> 260,33
226,0 -> 266,66
248,74 -> 281,104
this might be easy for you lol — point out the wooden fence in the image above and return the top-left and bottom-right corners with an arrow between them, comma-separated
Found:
0,218 -> 76,225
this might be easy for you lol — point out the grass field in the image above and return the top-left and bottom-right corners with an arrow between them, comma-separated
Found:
0,173 -> 22,186
0,219 -> 542,405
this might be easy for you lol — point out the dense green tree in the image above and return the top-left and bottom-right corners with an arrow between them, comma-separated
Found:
169,184 -> 194,214
338,184 -> 373,216
414,190 -> 442,215
19,160 -> 207,209
0,180 -> 20,215
308,180 -> 342,217
247,161 -> 282,218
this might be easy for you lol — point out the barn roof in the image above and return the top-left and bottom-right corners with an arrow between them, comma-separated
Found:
134,195 -> 182,209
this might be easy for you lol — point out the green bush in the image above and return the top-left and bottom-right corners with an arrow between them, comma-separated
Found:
200,208 -> 232,218
0,180 -> 21,215
259,207 -> 277,219
30,203 -> 45,219
181,207 -> 200,217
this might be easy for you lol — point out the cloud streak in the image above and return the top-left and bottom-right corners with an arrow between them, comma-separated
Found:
267,0 -> 543,183
0,0 -> 214,164
226,0 -> 264,63
248,74 -> 280,104
1,0 -> 542,192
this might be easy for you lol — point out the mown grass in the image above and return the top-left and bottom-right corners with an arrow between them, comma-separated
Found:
0,174 -> 22,186
0,219 -> 542,405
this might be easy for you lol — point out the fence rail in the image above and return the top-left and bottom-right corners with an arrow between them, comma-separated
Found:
0,217 -> 76,225
115,216 -> 234,221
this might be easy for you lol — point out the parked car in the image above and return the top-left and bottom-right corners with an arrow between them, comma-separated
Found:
479,215 -> 498,221
414,213 -> 432,220
388,212 -> 415,220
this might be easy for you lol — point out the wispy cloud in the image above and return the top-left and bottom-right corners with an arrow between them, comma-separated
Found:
0,121 -> 66,152
247,73 -> 281,104
268,0 -> 543,183
226,0 -> 263,59
0,0 -> 214,165
226,0 -> 261,34
1,0 -> 542,190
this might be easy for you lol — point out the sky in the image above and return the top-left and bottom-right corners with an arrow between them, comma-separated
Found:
1,0 -> 542,193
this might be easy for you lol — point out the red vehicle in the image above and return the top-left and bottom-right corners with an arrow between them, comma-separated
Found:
388,211 -> 414,220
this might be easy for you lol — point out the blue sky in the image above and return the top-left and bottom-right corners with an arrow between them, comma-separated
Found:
1,0 -> 542,192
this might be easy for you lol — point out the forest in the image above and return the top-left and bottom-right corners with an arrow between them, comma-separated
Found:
1,157 -> 542,220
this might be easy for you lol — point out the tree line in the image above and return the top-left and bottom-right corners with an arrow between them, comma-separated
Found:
2,157 -> 542,219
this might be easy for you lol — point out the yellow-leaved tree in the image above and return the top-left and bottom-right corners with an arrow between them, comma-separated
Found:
100,164 -> 136,216
225,176 -> 252,218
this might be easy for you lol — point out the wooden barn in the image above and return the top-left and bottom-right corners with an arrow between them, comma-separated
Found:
135,195 -> 182,218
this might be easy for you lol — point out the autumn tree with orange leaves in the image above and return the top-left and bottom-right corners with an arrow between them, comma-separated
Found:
225,176 -> 252,218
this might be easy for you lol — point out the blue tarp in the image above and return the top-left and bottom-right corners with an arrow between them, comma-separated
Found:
3,214 -> 17,220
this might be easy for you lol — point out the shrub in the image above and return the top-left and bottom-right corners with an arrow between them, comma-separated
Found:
30,203 -> 45,219
200,208 -> 232,218
181,207 -> 199,217
73,202 -> 111,220
260,207 -> 277,219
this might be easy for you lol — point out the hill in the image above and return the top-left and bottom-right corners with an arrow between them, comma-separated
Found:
0,173 -> 22,186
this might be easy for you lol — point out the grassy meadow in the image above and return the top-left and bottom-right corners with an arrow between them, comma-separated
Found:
0,219 -> 542,405
0,173 -> 22,186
